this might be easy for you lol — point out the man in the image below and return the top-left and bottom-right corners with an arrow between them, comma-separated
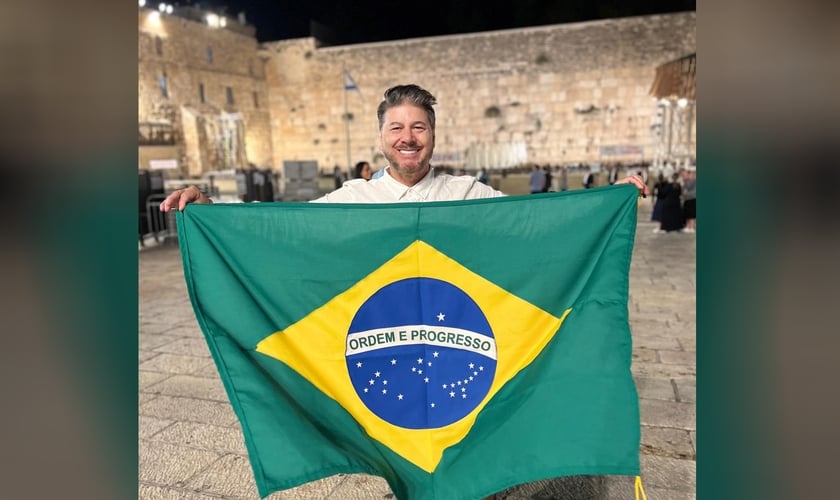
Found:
160,83 -> 649,497
161,84 -> 647,207
528,164 -> 546,194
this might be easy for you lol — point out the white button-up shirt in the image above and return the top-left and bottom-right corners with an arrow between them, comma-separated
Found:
312,167 -> 505,203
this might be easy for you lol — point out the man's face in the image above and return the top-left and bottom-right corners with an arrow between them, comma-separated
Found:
379,103 -> 435,186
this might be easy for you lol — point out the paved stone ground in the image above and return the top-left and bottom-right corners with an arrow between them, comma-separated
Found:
139,198 -> 695,499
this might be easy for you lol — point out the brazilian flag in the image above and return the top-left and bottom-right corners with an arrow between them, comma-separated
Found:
176,185 -> 641,500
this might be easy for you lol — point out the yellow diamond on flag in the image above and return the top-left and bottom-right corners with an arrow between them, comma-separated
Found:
257,240 -> 570,472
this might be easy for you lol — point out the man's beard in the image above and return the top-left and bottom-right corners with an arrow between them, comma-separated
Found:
384,146 -> 432,184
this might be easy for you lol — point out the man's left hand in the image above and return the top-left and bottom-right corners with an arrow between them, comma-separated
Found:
615,174 -> 650,197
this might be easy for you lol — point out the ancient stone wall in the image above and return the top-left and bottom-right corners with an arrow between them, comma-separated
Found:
138,9 -> 694,178
138,8 -> 272,177
261,12 -> 695,174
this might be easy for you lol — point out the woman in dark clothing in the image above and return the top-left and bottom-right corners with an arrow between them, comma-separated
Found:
659,173 -> 685,232
353,161 -> 372,181
651,173 -> 667,232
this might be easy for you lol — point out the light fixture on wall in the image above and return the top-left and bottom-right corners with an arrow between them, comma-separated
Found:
206,15 -> 228,27
147,10 -> 161,24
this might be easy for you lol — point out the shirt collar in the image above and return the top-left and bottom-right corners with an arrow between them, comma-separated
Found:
380,166 -> 436,201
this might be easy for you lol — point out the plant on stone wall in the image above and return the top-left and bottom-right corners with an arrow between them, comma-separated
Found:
535,53 -> 550,65
304,51 -> 313,59
318,123 -> 326,130
484,105 -> 501,118
574,105 -> 599,115
342,112 -> 354,121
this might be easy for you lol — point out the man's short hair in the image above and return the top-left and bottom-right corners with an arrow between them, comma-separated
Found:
377,84 -> 437,131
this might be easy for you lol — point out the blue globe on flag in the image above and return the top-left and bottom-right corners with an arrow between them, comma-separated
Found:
345,278 -> 497,429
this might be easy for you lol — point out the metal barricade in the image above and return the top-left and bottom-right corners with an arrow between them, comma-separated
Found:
139,184 -> 214,247
144,193 -> 178,245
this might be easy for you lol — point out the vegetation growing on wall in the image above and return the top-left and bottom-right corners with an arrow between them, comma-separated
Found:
574,104 -> 599,115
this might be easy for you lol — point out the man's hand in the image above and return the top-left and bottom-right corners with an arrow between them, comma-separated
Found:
159,185 -> 213,212
614,174 -> 650,198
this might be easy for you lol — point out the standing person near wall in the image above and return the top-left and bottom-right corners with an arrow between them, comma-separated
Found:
529,165 -> 546,194
353,161 -> 373,181
542,165 -> 552,192
608,164 -> 619,185
651,173 -> 667,233
680,166 -> 696,233
659,172 -> 685,232
477,167 -> 489,184
582,166 -> 595,189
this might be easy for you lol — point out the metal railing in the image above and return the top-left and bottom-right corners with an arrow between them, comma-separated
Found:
140,193 -> 178,246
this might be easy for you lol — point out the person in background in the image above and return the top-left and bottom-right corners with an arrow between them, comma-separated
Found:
651,173 -> 667,233
353,161 -> 373,181
658,172 -> 685,232
608,164 -> 619,185
582,166 -> 594,189
477,167 -> 489,185
529,164 -> 546,194
680,166 -> 696,233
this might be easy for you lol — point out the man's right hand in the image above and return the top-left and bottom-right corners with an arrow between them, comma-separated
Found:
159,185 -> 212,212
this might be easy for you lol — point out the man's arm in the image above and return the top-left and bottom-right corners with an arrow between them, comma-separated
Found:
159,185 -> 213,212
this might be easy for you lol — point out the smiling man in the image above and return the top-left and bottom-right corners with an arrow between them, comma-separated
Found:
312,84 -> 505,203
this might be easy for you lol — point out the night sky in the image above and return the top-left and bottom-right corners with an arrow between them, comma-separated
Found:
191,0 -> 695,44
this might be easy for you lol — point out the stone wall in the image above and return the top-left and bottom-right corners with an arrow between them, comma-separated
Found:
138,8 -> 272,177
138,9 -> 694,178
261,12 -> 695,175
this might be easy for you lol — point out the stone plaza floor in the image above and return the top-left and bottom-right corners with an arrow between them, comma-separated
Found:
139,199 -> 696,500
